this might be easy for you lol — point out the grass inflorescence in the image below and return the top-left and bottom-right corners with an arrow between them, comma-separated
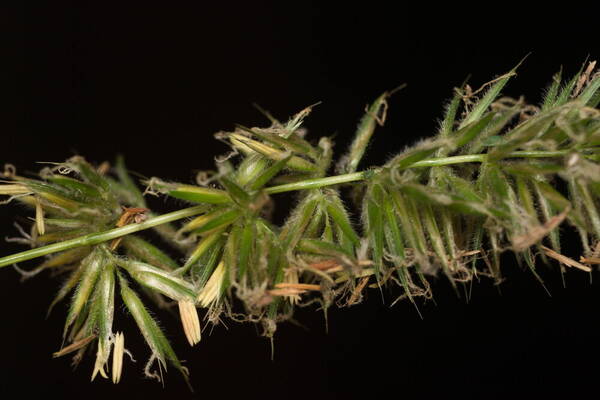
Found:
1,61 -> 599,389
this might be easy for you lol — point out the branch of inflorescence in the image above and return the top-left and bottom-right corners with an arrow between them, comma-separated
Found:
1,148 -> 598,268
264,148 -> 599,193
0,205 -> 206,268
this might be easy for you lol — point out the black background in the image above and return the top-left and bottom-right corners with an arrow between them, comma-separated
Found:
2,3 -> 599,399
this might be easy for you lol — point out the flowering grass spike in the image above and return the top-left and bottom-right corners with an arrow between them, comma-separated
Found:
0,61 -> 599,390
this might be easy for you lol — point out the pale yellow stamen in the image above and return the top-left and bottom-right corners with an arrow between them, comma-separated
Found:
197,261 -> 225,307
91,341 -> 109,381
112,332 -> 125,384
35,196 -> 45,235
0,184 -> 30,195
178,300 -> 201,346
